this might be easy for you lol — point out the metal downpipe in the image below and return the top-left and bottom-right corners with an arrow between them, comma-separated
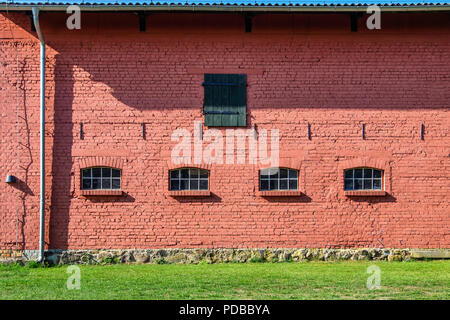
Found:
31,7 -> 45,263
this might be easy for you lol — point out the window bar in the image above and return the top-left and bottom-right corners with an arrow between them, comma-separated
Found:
362,124 -> 365,140
196,169 -> 199,190
351,169 -> 354,190
277,169 -> 280,190
307,123 -> 311,140
142,123 -> 146,140
352,169 -> 355,190
421,123 -> 425,140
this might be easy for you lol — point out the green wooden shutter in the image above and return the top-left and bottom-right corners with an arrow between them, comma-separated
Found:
203,74 -> 246,127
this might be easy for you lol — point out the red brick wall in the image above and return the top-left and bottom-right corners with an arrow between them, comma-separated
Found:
0,12 -> 449,250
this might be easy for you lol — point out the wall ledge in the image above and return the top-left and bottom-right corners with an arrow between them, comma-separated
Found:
168,190 -> 211,197
344,190 -> 386,197
258,190 -> 303,197
80,190 -> 123,196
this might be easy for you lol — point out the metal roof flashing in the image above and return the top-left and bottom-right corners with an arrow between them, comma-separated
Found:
0,1 -> 449,12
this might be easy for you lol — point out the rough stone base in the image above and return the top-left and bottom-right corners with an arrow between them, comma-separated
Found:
410,249 -> 450,259
0,248 -> 427,265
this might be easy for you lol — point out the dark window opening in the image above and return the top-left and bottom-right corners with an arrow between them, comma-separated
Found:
260,168 -> 298,191
344,168 -> 383,191
170,168 -> 209,191
81,167 -> 121,190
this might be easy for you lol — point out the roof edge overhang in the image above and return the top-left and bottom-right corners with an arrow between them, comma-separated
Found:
1,5 -> 450,12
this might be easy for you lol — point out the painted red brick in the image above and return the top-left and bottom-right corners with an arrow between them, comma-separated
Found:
0,12 -> 449,251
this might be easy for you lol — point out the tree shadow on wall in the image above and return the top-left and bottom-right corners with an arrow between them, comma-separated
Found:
49,54 -> 137,249
49,53 -> 73,250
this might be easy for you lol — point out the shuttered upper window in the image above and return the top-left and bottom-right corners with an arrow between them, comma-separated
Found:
203,74 -> 247,127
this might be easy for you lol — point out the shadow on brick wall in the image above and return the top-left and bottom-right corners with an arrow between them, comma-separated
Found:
171,192 -> 222,203
261,194 -> 312,203
83,192 -> 135,203
49,53 -> 73,250
346,194 -> 397,204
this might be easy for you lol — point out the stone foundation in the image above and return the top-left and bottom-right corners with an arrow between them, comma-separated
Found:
0,248 -> 420,265
0,249 -> 23,259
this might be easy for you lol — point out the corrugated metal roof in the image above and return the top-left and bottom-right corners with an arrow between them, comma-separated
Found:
1,1 -> 449,6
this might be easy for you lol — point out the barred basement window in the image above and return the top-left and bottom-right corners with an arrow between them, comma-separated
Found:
344,168 -> 382,191
81,167 -> 121,190
260,168 -> 298,191
170,168 -> 209,191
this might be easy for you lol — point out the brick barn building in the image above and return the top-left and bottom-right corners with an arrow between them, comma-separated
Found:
0,1 -> 449,262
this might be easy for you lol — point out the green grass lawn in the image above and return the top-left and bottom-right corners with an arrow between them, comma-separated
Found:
0,261 -> 448,300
